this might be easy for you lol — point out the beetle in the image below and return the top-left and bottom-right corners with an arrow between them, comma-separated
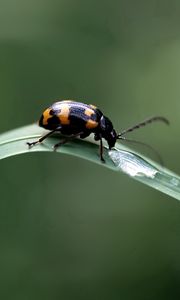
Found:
27,100 -> 169,162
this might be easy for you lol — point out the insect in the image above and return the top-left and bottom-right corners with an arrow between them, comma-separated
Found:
27,100 -> 169,162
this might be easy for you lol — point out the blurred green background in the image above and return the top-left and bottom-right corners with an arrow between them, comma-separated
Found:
1,0 -> 180,299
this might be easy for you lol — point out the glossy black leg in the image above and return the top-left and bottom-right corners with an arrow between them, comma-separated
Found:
53,132 -> 83,151
99,138 -> 105,163
27,130 -> 57,148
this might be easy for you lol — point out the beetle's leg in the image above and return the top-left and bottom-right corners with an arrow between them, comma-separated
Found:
53,132 -> 83,151
53,138 -> 69,150
94,132 -> 100,141
99,137 -> 105,163
94,133 -> 105,162
27,129 -> 57,148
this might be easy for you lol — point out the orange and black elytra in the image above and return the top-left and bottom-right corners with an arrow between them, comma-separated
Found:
27,100 -> 169,162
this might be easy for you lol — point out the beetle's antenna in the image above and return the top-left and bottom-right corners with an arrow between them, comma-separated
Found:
117,116 -> 169,138
118,136 -> 164,165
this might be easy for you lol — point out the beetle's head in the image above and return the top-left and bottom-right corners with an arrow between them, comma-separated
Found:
99,115 -> 117,149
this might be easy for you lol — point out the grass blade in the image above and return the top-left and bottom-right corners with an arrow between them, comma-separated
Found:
1,124 -> 180,201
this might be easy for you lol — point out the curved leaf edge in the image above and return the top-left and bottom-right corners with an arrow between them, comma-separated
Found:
1,124 -> 180,201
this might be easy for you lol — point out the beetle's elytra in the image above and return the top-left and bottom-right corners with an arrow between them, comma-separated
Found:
27,100 -> 169,162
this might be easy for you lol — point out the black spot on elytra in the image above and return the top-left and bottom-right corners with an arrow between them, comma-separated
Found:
90,112 -> 97,121
46,115 -> 61,130
50,108 -> 61,116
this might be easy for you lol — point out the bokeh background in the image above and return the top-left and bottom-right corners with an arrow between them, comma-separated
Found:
1,0 -> 180,299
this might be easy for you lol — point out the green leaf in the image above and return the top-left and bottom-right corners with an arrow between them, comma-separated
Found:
1,124 -> 180,201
